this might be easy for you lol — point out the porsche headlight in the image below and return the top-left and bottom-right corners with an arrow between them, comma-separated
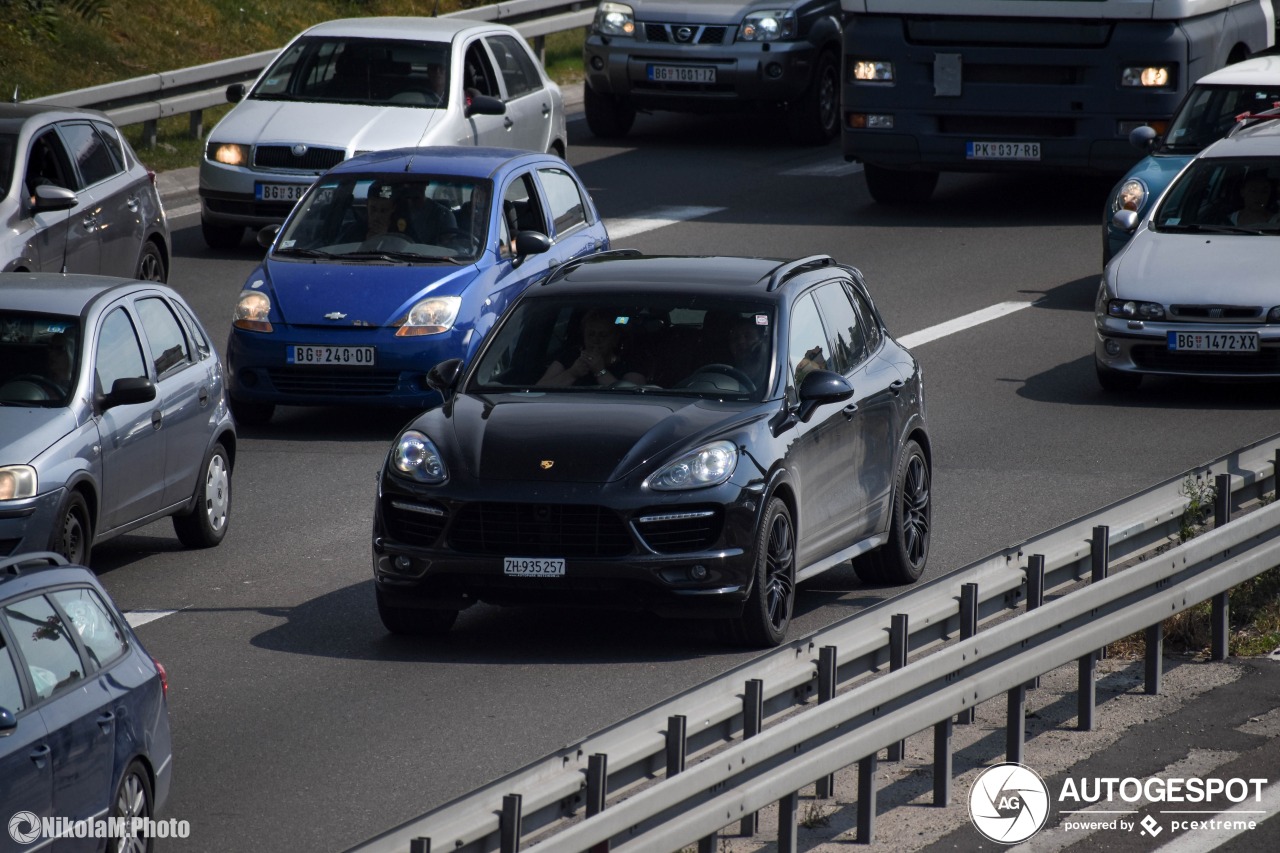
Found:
393,430 -> 447,484
739,10 -> 796,42
0,466 -> 36,501
647,441 -> 738,491
594,2 -> 635,37
1108,299 -> 1165,321
233,290 -> 273,333
209,143 -> 250,167
396,296 -> 461,337
1112,178 -> 1147,214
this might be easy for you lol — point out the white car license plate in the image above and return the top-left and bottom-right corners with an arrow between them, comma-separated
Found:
1167,331 -> 1259,352
255,182 -> 310,202
647,64 -> 716,83
966,141 -> 1041,161
287,345 -> 376,365
504,557 -> 565,578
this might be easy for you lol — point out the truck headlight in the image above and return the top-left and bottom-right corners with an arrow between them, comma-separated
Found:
852,61 -> 895,83
1122,66 -> 1172,88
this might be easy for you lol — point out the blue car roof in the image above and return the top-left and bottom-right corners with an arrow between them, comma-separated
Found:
329,146 -> 556,180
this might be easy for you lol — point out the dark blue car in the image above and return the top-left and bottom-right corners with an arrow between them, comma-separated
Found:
0,553 -> 172,853
225,146 -> 610,424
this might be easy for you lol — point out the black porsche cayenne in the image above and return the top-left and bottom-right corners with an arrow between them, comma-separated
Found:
372,252 -> 931,646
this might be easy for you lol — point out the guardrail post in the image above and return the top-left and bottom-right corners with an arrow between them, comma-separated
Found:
1214,473 -> 1231,527
857,754 -> 877,844
188,109 -> 203,140
533,35 -> 546,64
740,679 -> 763,837
409,839 -> 429,853
816,646 -> 837,797
140,118 -> 157,150
1026,555 -> 1045,689
887,615 -> 908,761
933,717 -> 952,806
1006,684 -> 1025,764
1211,473 -> 1232,661
1078,652 -> 1096,731
500,794 -> 522,853
1092,526 -> 1109,659
1145,624 -> 1163,695
777,791 -> 798,853
665,715 -> 686,777
586,753 -> 609,853
958,583 -> 978,724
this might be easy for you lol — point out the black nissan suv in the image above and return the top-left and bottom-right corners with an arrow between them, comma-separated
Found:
582,0 -> 842,143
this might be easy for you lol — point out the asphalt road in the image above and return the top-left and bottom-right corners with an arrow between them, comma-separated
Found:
90,110 -> 1280,852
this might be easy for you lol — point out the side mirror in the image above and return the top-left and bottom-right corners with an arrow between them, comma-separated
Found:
514,230 -> 552,258
795,369 -> 854,423
1128,125 -> 1158,152
426,358 -> 464,394
226,83 -> 246,104
258,224 -> 281,249
99,376 -> 156,410
464,88 -> 506,118
32,184 -> 77,212
1111,209 -> 1139,233
0,706 -> 15,736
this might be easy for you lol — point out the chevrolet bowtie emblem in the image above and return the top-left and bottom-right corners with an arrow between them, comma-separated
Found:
324,312 -> 347,320
540,460 -> 554,470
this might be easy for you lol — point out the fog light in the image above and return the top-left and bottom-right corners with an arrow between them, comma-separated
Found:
590,55 -> 604,71
395,556 -> 413,572
1105,339 -> 1121,356
690,565 -> 709,580
765,62 -> 783,80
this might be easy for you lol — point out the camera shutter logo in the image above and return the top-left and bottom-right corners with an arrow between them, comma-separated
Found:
968,762 -> 1051,844
8,812 -> 40,845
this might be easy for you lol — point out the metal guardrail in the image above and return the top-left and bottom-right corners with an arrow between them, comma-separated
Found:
26,0 -> 594,146
347,432 -> 1280,853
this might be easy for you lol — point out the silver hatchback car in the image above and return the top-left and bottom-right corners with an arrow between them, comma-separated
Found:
1,104 -> 171,281
198,16 -> 567,248
0,275 -> 236,566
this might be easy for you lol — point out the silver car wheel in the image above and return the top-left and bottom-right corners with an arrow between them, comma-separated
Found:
204,452 -> 229,532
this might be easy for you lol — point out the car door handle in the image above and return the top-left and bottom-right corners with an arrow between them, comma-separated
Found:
29,744 -> 51,768
97,711 -> 115,733
842,403 -> 859,420
542,104 -> 551,117
126,195 -> 139,213
82,214 -> 98,230
889,379 -> 906,395
199,387 -> 209,407
151,410 -> 163,430
504,117 -> 514,130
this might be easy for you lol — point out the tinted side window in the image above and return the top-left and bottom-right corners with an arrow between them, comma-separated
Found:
788,293 -> 829,386
538,169 -> 587,234
487,35 -> 541,98
2,596 -> 85,701
59,122 -> 120,187
136,297 -> 191,376
463,41 -> 500,98
813,282 -> 867,374
848,286 -> 882,352
0,634 -> 24,713
26,129 -> 75,194
51,589 -> 126,671
174,301 -> 211,359
95,306 -> 149,393
92,121 -> 128,172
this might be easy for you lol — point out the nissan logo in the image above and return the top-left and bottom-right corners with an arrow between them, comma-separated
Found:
676,26 -> 694,42
291,144 -> 308,157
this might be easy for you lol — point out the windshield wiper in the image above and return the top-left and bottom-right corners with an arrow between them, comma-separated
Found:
273,247 -> 336,259
339,250 -> 463,263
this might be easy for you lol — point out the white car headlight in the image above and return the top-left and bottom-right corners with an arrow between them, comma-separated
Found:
209,143 -> 250,167
396,296 -> 461,337
0,466 -> 37,501
739,10 -> 796,42
233,290 -> 273,333
393,430 -> 448,484
595,2 -> 635,37
647,441 -> 738,491
1112,178 -> 1147,213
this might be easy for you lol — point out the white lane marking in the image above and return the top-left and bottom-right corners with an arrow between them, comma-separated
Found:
125,610 -> 179,628
781,161 -> 863,177
165,202 -> 200,221
897,301 -> 1034,350
605,205 -> 725,241
1153,780 -> 1280,852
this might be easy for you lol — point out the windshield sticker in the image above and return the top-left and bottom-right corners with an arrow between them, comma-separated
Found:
280,240 -> 296,249
614,316 -> 629,325
755,314 -> 769,326
1165,217 -> 1181,226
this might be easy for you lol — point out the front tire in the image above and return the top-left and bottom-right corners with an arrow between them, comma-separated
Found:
376,588 -> 459,637
864,164 -> 939,205
720,498 -> 796,648
136,241 -> 166,282
201,218 -> 244,249
173,443 -> 231,548
583,82 -> 636,139
50,491 -> 92,566
856,440 -> 930,585
108,760 -> 154,853
788,49 -> 839,144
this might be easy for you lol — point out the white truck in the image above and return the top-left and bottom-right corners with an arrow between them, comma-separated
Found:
840,0 -> 1277,203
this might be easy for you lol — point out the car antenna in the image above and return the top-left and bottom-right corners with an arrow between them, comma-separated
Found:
431,0 -> 439,16
11,85 -> 19,103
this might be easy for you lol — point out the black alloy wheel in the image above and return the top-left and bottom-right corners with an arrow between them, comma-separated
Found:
789,49 -> 840,144
721,498 -> 796,647
136,242 -> 166,282
856,439 -> 930,585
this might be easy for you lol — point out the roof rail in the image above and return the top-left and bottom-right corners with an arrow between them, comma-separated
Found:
542,248 -> 645,287
1229,105 -> 1280,135
0,551 -> 69,577
764,254 -> 836,292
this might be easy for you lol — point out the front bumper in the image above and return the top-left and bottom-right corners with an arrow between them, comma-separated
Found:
584,33 -> 820,112
1094,318 -> 1280,379
0,489 -> 63,559
372,469 -> 765,619
199,158 -> 325,229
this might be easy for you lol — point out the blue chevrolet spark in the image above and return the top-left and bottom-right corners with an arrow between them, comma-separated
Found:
225,146 -> 610,424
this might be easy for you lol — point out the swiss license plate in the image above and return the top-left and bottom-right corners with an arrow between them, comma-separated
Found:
287,345 -> 376,365
647,64 -> 716,83
966,141 -> 1041,161
1167,331 -> 1259,352
504,557 -> 565,578
255,182 -> 310,202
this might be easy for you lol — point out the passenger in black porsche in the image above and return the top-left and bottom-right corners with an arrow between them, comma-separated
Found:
536,308 -> 646,386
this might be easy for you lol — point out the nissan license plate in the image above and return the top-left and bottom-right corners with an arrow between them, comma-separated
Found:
287,345 -> 376,365
1167,331 -> 1259,352
647,64 -> 716,84
255,182 -> 310,202
966,141 -> 1041,161
504,557 -> 565,578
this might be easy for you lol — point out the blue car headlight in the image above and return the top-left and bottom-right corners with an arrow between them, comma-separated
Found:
0,466 -> 37,500
1111,178 -> 1147,214
396,296 -> 461,337
647,441 -> 738,491
392,431 -> 447,484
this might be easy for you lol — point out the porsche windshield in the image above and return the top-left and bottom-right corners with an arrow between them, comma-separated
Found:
275,174 -> 490,263
251,37 -> 452,108
1154,158 -> 1280,234
469,296 -> 777,401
